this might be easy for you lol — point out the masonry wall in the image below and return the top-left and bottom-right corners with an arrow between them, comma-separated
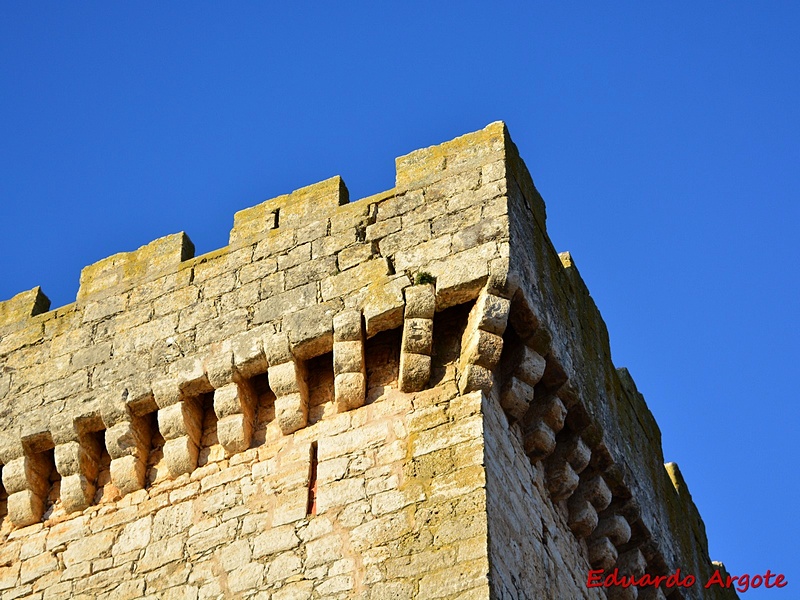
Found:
0,122 -> 736,599
0,332 -> 492,599
494,137 -> 738,600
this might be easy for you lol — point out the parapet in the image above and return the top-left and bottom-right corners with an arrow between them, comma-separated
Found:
0,287 -> 50,327
0,122 -> 735,599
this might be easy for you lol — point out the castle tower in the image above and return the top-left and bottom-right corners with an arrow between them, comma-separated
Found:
0,123 -> 737,599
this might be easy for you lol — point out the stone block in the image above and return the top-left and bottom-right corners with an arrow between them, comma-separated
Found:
109,455 -> 146,494
152,378 -> 184,409
333,310 -> 362,342
515,346 -> 546,387
162,435 -> 199,477
277,243 -> 311,271
376,189 -> 424,220
363,276 -> 408,337
231,329 -> 268,378
157,400 -> 203,443
592,515 -> 631,547
217,414 -> 253,456
579,475 -> 613,511
378,222 -> 431,257
96,389 -> 129,429
275,392 -> 308,435
263,332 -> 293,366
213,382 -> 255,420
253,525 -> 300,558
523,422 -> 556,460
460,329 -> 503,370
333,341 -> 364,375
394,235 -> 453,274
365,213 -> 401,240
546,462 -> 580,501
254,282 -> 316,325
458,363 -> 493,395
472,291 -> 510,335
428,243 -> 495,309
2,455 -> 49,497
171,356 -> 213,396
486,253 -> 517,296
399,353 -> 431,393
404,283 -> 435,319
60,474 -> 94,514
321,258 -> 391,301
587,536 -> 618,571
124,380 -> 157,417
335,372 -> 366,412
285,301 -> 338,359
268,361 -> 303,397
338,243 -> 374,271
401,318 -> 433,355
536,395 -> 567,433
562,436 -> 591,473
77,232 -> 193,302
499,377 -> 534,421
7,490 -> 44,527
20,424 -> 53,454
0,286 -> 50,326
54,441 -> 98,479
204,347 -> 236,389
617,548 -> 647,577
272,488 -> 310,526
567,498 -> 598,538
105,420 -> 147,461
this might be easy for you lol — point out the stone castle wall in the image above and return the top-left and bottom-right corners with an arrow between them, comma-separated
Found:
0,123 -> 736,599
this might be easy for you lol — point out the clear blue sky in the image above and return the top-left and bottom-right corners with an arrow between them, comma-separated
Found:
2,3 -> 797,595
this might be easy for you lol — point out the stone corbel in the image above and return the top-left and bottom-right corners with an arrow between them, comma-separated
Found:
2,453 -> 51,527
457,289 -> 510,394
587,514 -> 632,571
545,434 -> 590,501
399,284 -> 435,393
567,473 -> 613,538
105,417 -> 150,494
154,379 -> 203,477
213,381 -> 256,456
204,342 -> 257,455
265,332 -> 309,435
333,310 -> 366,411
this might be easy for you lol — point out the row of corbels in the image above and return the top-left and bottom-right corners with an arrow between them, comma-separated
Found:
0,305 -> 378,528
1,279 -> 503,529
487,290 -> 676,600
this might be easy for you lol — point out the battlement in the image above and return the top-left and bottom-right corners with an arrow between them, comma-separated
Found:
0,123 -> 735,599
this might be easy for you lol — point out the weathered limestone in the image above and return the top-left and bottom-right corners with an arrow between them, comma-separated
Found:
457,288 -> 510,394
333,310 -> 366,411
0,287 -> 50,326
105,418 -> 149,494
213,381 -> 256,455
0,123 -> 738,600
2,453 -> 51,526
546,433 -> 591,500
587,514 -> 632,571
568,473 -> 613,538
399,284 -> 435,392
54,438 -> 100,513
265,332 -> 309,435
155,391 -> 203,477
